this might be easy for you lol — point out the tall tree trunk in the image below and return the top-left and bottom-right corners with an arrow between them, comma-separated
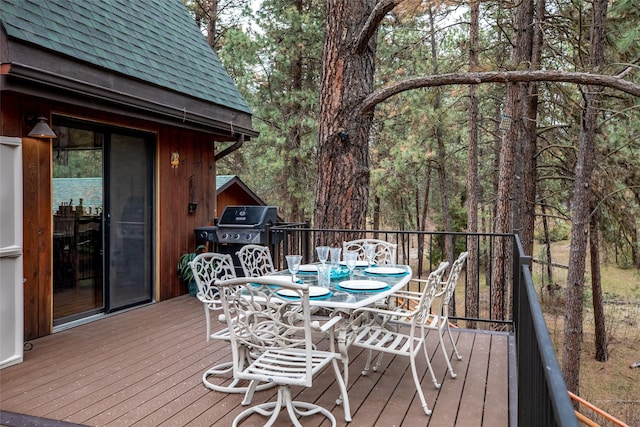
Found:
315,0 -> 377,240
492,0 -> 534,322
519,0 -> 545,257
466,0 -> 480,327
590,208 -> 607,361
562,0 -> 608,394
428,6 -> 453,263
284,0 -> 305,222
205,0 -> 219,50
417,165 -> 432,274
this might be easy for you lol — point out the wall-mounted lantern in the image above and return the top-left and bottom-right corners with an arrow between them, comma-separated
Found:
26,116 -> 57,138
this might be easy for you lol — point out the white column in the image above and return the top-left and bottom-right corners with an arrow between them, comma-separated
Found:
0,136 -> 24,369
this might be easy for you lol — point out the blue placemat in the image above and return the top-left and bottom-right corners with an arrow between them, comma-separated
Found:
276,291 -> 334,300
336,284 -> 391,293
363,270 -> 409,277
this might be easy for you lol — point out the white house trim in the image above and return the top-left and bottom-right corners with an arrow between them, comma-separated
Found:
0,136 -> 24,369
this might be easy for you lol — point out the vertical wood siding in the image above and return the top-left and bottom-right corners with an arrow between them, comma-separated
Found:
2,94 -> 225,339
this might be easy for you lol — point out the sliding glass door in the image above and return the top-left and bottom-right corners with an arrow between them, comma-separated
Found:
107,133 -> 153,310
52,117 -> 154,325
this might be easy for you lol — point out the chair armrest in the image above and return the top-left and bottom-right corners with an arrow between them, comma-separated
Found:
386,289 -> 423,311
311,315 -> 344,333
352,305 -> 413,319
389,289 -> 423,300
406,278 -> 446,297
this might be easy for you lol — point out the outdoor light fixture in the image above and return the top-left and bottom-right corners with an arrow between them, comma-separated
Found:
188,175 -> 197,214
27,116 -> 57,138
171,151 -> 180,168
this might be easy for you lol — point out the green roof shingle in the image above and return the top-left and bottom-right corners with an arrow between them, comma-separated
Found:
0,0 -> 252,114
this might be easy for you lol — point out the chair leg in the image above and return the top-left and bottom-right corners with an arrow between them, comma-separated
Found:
232,386 -> 337,427
445,322 -> 462,360
204,307 -> 212,342
233,386 -> 284,427
421,339 -> 441,389
361,348 -> 374,376
410,349 -> 432,416
241,378 -> 259,406
439,325 -> 457,379
331,358 -> 352,422
372,350 -> 385,372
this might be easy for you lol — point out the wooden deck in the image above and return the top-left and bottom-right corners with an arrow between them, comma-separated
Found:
0,295 -> 512,426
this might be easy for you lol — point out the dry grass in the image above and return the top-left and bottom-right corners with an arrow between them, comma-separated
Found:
534,240 -> 640,426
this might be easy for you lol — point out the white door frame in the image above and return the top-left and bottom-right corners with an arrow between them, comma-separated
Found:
0,136 -> 24,369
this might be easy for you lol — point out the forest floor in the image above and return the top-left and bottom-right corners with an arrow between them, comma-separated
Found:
533,240 -> 640,426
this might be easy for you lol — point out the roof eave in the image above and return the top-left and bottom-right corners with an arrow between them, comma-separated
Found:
1,39 -> 258,139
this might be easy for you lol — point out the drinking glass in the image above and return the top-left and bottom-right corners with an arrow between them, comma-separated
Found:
317,263 -> 331,288
316,246 -> 330,265
285,255 -> 302,283
364,243 -> 376,268
344,250 -> 358,278
329,247 -> 342,266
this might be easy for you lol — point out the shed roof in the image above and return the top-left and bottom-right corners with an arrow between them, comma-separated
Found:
0,0 -> 255,137
216,175 -> 265,205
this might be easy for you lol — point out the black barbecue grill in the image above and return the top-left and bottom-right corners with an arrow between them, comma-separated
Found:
194,205 -> 281,276
216,205 -> 278,244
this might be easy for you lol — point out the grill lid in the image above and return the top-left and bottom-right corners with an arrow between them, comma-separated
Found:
217,206 -> 277,228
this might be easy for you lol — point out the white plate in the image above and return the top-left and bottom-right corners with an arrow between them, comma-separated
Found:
338,280 -> 388,290
364,267 -> 406,275
298,264 -> 318,272
277,286 -> 330,298
340,260 -> 369,267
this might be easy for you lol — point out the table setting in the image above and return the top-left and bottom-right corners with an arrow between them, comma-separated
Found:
265,246 -> 412,309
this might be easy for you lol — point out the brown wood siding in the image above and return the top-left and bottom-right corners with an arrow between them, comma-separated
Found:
2,93 -> 224,339
157,125 -> 218,299
22,136 -> 53,338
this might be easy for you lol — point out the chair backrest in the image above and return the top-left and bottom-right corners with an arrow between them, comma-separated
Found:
216,276 -> 314,387
414,261 -> 450,320
342,239 -> 398,265
189,252 -> 236,311
439,251 -> 469,314
236,244 -> 276,277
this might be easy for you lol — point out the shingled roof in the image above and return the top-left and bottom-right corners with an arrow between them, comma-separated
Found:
0,0 -> 255,137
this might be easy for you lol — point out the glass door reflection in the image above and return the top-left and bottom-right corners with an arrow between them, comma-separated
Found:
52,128 -> 104,324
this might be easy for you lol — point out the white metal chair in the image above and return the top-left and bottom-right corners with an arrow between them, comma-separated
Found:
424,251 -> 469,379
342,238 -> 397,265
348,262 -> 450,415
216,276 -> 352,426
189,252 -> 273,395
236,244 -> 276,277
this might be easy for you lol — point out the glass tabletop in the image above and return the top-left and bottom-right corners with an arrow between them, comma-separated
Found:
271,264 -> 412,310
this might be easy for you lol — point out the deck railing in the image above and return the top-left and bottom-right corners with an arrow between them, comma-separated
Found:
267,224 -> 579,426
513,235 -> 579,427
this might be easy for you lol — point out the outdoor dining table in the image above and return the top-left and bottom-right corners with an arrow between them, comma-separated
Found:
264,262 -> 414,401
271,262 -> 413,310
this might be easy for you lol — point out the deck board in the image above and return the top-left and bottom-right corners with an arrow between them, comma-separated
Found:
0,295 -> 512,427
427,330 -> 475,427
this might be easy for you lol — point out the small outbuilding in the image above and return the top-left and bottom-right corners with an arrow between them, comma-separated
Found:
216,175 -> 270,214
